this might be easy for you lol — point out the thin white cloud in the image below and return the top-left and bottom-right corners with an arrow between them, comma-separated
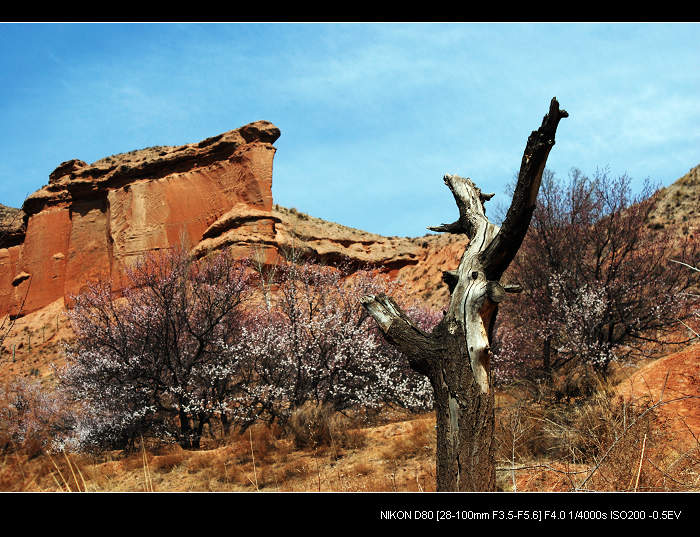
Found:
1,22 -> 699,236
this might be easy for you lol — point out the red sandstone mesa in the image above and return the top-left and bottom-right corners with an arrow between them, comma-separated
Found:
0,121 -> 281,317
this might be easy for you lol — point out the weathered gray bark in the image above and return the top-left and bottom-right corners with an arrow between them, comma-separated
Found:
361,98 -> 568,491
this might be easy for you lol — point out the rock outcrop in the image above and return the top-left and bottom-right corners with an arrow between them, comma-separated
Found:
2,120 -> 468,319
0,204 -> 25,248
1,121 -> 281,317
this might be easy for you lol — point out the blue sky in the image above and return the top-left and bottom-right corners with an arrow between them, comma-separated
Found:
1,23 -> 698,237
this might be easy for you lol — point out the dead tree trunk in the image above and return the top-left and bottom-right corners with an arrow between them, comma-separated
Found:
361,98 -> 568,491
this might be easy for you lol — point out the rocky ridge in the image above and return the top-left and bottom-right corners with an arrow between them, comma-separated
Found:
0,122 -> 470,318
1,121 -> 281,317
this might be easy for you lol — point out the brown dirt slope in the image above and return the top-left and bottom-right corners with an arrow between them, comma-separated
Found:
616,342 -> 700,447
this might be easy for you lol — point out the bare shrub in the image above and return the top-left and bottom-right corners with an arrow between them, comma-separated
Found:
0,378 -> 74,457
286,403 -> 337,450
285,403 -> 366,451
247,422 -> 284,462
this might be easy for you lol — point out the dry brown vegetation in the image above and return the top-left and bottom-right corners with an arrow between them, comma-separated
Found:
1,165 -> 698,492
492,349 -> 700,492
1,349 -> 698,493
0,408 -> 437,492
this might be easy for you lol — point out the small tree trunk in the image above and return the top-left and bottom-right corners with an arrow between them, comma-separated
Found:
221,413 -> 232,437
362,98 -> 568,491
179,409 -> 194,449
543,336 -> 554,383
192,416 -> 207,449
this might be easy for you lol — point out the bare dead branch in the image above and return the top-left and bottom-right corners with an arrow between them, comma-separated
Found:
495,464 -> 590,475
670,259 -> 700,273
359,294 -> 440,376
481,97 -> 568,281
427,175 -> 494,238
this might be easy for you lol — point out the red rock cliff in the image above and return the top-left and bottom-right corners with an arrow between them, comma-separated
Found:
0,121 -> 281,317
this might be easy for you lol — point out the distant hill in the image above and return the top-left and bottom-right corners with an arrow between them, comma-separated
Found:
647,164 -> 700,237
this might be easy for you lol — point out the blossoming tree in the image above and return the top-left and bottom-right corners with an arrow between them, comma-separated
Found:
61,246 -> 252,450
493,168 -> 698,388
232,260 -> 437,428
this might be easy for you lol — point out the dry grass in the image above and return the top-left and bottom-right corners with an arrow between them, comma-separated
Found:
150,447 -> 186,473
494,378 -> 700,492
0,408 -> 437,492
378,418 -> 434,461
0,379 -> 698,492
285,403 -> 367,452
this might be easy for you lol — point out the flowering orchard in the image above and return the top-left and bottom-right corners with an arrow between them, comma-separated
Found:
58,247 -> 437,451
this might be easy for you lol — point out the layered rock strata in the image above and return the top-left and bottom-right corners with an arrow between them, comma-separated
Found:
1,121 -> 281,316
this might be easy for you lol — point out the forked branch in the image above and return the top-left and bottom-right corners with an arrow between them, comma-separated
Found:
362,98 -> 567,391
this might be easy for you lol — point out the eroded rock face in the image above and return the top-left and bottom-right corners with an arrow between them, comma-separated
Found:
1,117 -> 466,319
269,205 -> 470,311
1,121 -> 281,317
